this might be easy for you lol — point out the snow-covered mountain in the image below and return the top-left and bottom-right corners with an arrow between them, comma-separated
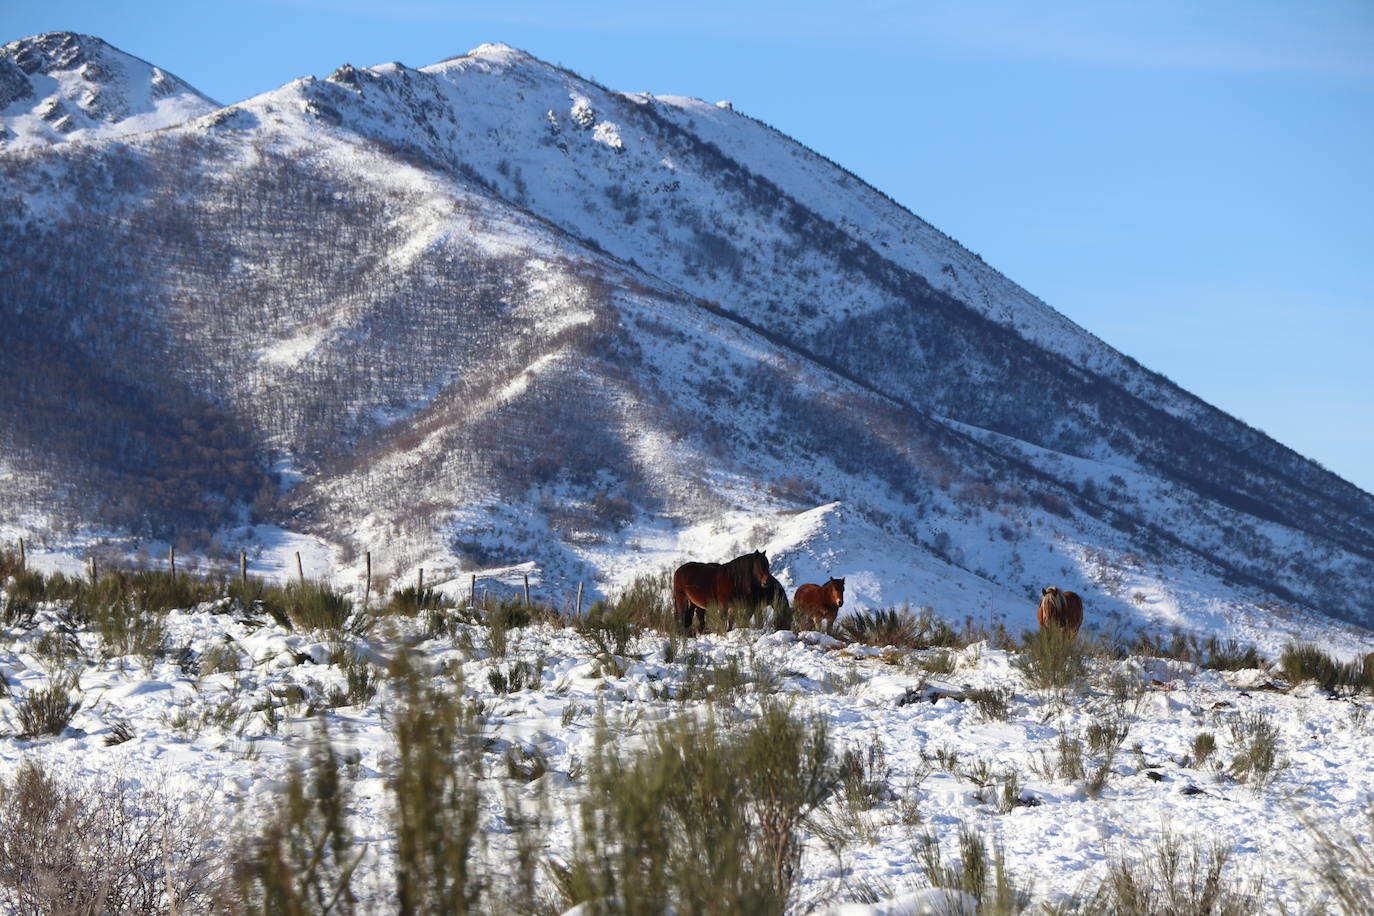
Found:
1,34 -> 1371,649
0,32 -> 217,148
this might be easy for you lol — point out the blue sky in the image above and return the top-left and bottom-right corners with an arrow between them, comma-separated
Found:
6,1 -> 1372,493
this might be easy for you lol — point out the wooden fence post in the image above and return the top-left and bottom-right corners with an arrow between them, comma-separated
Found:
470,574 -> 476,607
169,545 -> 176,581
364,551 -> 372,610
575,581 -> 584,617
240,551 -> 248,584
418,568 -> 424,592
523,574 -> 530,606
295,552 -> 304,583
89,556 -> 97,585
17,538 -> 24,571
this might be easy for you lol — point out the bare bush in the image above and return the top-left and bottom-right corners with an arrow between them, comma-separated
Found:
0,760 -> 225,914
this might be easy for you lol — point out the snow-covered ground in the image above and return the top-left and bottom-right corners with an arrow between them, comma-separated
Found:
1,587 -> 1370,913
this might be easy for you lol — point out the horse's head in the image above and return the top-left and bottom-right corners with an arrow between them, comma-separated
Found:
1041,586 -> 1059,598
752,550 -> 771,585
828,577 -> 845,606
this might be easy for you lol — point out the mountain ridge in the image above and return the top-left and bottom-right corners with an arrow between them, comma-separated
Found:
1,34 -> 1370,646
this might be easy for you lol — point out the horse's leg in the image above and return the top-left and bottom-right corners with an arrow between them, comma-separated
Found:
678,587 -> 697,631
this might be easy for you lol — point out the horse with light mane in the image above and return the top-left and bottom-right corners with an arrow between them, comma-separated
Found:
1037,586 -> 1083,638
795,577 -> 845,634
672,550 -> 772,633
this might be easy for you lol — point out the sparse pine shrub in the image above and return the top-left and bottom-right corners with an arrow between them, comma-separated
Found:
965,686 -> 1014,722
1227,711 -> 1285,788
579,600 -> 642,658
266,579 -> 354,632
1033,731 -> 1086,783
1082,831 -> 1262,915
0,549 -> 23,583
554,701 -> 837,915
32,631 -> 73,673
91,597 -> 167,667
839,606 -> 948,649
1084,711 -> 1132,798
1,568 -> 44,627
915,823 -> 1031,913
232,721 -> 364,914
1280,642 -> 1365,695
0,595 -> 37,629
1016,625 -> 1087,690
822,740 -> 891,845
485,597 -> 533,658
104,717 -> 135,746
920,649 -> 957,674
42,571 -> 82,602
129,568 -> 219,615
1293,806 -> 1374,916
1192,731 -> 1217,768
5,568 -> 46,605
602,572 -> 677,632
14,674 -> 81,737
1200,636 -> 1264,672
488,660 -> 537,695
200,640 -> 243,676
389,655 -> 491,913
387,584 -> 449,616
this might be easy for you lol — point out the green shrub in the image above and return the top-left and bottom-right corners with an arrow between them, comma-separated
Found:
15,675 -> 82,737
601,573 -> 676,633
1200,636 -> 1264,672
840,606 -> 953,649
554,701 -> 837,915
1280,643 -> 1366,695
915,823 -> 1031,914
965,686 -> 1013,722
128,569 -> 220,615
578,600 -> 642,659
90,597 -> 167,666
264,580 -> 354,632
1080,831 -> 1262,915
232,721 -> 364,913
4,569 -> 46,604
1016,625 -> 1087,690
1227,711 -> 1285,788
389,656 -> 492,914
41,571 -> 82,602
387,585 -> 450,617
1192,731 -> 1218,768
483,597 -> 534,658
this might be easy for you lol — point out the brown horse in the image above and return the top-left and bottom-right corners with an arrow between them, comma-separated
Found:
673,550 -> 772,632
795,577 -> 845,634
1037,586 -> 1083,638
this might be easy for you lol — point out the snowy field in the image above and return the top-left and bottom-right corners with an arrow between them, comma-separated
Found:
1,576 -> 1371,914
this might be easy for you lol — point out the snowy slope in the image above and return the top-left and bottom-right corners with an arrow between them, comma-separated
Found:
0,598 -> 1370,912
0,31 -> 218,148
0,35 -> 1372,647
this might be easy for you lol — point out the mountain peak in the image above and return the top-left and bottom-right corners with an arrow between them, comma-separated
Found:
0,31 -> 217,148
465,42 -> 528,61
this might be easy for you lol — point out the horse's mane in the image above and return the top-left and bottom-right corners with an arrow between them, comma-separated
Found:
724,552 -> 762,591
1044,587 -> 1065,618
